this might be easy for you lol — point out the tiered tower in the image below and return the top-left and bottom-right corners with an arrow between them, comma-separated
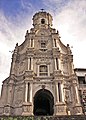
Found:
0,11 -> 83,116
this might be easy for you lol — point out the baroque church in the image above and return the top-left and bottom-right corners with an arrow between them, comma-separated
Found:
0,11 -> 83,116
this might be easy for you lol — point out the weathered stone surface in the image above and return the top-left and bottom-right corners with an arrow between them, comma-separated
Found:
0,11 -> 84,116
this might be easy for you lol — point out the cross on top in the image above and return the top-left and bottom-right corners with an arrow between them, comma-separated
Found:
40,9 -> 44,12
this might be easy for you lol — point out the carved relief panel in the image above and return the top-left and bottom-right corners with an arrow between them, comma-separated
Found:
18,60 -> 26,75
13,85 -> 24,106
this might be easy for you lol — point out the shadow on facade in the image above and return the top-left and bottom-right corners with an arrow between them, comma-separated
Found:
33,89 -> 54,116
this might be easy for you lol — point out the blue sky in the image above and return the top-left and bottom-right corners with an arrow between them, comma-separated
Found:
0,0 -> 68,14
0,0 -> 86,90
0,0 -> 70,23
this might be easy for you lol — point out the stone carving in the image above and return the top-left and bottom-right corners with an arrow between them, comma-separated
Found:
74,106 -> 83,114
28,106 -> 32,113
57,106 -> 65,112
72,80 -> 77,84
4,106 -> 11,114
17,86 -> 23,92
0,108 -> 3,114
4,108 -> 9,113
15,100 -> 22,105
18,61 -> 25,74
42,85 -> 45,89
14,86 -> 23,105
64,81 -> 70,89
36,59 -> 50,65
25,71 -> 33,78
23,106 -> 32,113
23,106 -> 27,112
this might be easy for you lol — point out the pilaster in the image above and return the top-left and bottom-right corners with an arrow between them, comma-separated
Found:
71,75 -> 83,115
10,44 -> 18,75
55,102 -> 67,115
22,102 -> 33,116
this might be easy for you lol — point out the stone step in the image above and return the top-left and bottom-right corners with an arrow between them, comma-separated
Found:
0,116 -> 86,120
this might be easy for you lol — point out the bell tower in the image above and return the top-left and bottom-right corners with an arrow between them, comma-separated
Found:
33,10 -> 53,29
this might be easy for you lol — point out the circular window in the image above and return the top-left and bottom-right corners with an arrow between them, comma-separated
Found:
41,19 -> 45,24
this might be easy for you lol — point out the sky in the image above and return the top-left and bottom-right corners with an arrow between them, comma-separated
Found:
0,0 -> 86,90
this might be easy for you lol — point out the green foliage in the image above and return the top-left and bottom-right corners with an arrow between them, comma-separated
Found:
0,116 -> 35,120
0,116 -> 86,120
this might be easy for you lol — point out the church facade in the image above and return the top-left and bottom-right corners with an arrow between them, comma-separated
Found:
0,11 -> 83,116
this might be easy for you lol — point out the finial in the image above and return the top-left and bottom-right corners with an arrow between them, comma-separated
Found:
40,9 -> 44,12
57,30 -> 59,34
26,30 -> 28,35
26,30 -> 28,33
16,43 -> 18,46
67,44 -> 69,47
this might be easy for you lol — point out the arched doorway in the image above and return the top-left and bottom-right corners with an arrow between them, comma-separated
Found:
33,89 -> 54,116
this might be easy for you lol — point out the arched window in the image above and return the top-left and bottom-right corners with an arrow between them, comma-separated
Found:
31,39 -> 33,47
39,65 -> 48,76
41,19 -> 45,24
54,39 -> 57,47
56,58 -> 59,70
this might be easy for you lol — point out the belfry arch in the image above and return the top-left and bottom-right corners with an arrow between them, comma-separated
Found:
33,89 -> 54,116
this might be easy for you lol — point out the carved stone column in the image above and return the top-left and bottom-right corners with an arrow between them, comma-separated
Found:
58,58 -> 61,71
48,64 -> 50,76
25,82 -> 33,103
53,39 -> 55,47
33,39 -> 34,47
29,83 -> 33,103
73,80 -> 83,115
31,58 -> 33,71
55,81 -> 67,115
75,85 -> 80,104
25,82 -> 28,103
56,83 -> 59,102
37,65 -> 39,76
61,83 -> 64,102
22,82 -> 33,116
28,58 -> 30,70
54,58 -> 57,70
71,62 -> 74,74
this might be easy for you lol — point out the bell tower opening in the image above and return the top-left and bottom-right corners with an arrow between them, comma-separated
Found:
41,19 -> 45,24
32,11 -> 53,29
34,89 -> 54,116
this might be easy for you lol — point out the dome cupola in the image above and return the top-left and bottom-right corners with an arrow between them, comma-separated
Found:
32,11 -> 53,29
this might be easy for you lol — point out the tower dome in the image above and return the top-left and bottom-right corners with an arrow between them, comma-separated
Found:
32,11 -> 53,29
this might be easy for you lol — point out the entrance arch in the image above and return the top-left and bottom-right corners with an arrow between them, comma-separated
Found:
33,89 -> 54,116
